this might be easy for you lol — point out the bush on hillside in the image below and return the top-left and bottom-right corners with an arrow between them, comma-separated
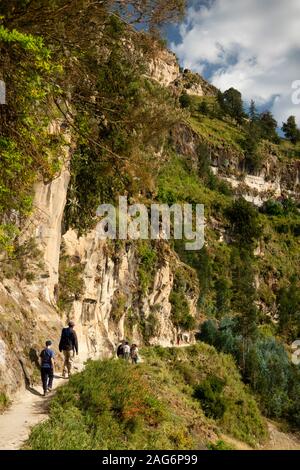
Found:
199,318 -> 300,423
193,375 -> 227,419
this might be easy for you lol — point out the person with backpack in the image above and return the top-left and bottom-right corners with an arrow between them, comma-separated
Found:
130,344 -> 139,364
40,340 -> 55,396
59,320 -> 78,378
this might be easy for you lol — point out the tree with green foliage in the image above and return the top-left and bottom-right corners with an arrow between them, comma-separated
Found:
218,87 -> 245,124
1,0 -> 186,246
216,90 -> 225,111
215,277 -> 231,317
169,269 -> 196,331
258,111 -> 280,143
226,198 -> 261,247
242,99 -> 264,172
249,99 -> 258,122
179,92 -> 192,109
242,133 -> 261,173
198,100 -> 209,115
175,241 -> 212,306
230,248 -> 258,351
200,318 -> 298,421
282,116 -> 300,144
277,279 -> 300,340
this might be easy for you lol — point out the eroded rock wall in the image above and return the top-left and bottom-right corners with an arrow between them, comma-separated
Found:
62,230 -> 198,362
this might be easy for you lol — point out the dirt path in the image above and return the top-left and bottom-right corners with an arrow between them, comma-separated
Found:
0,375 -> 65,450
262,421 -> 300,450
222,420 -> 300,450
0,357 -> 84,450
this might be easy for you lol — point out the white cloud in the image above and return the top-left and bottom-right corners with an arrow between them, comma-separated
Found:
171,0 -> 300,126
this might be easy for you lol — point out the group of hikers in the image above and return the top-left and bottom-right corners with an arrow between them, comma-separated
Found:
39,320 -> 78,396
116,341 -> 140,364
39,322 -> 140,396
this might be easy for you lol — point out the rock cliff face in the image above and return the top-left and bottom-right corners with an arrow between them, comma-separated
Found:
0,122 -> 72,397
0,279 -> 63,397
172,122 -> 300,206
61,230 -> 197,361
0,119 -> 198,397
148,47 -> 217,97
0,44 -> 298,402
148,48 -> 180,87
19,121 -> 72,304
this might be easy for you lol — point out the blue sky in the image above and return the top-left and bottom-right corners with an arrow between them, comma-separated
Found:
165,0 -> 300,126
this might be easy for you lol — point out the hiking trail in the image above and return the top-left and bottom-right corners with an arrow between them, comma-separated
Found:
0,377 -> 64,450
0,359 -> 84,450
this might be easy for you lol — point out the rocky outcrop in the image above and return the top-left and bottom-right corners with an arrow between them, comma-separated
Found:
62,230 -> 198,362
0,126 -> 199,399
172,122 -> 300,206
19,121 -> 72,304
148,48 -> 180,87
148,48 -> 215,98
0,120 -> 71,398
0,278 -> 63,397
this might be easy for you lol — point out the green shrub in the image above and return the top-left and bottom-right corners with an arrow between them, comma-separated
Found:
57,252 -> 84,312
226,198 -> 261,247
262,200 -> 284,216
0,238 -> 42,281
26,359 -> 193,450
140,312 -> 160,344
179,92 -> 192,109
0,392 -> 10,412
169,290 -> 195,330
137,242 -> 157,294
111,292 -> 126,322
207,439 -> 235,450
193,376 -> 227,419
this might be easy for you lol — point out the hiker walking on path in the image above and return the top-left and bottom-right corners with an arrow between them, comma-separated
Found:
130,344 -> 139,364
40,340 -> 55,396
59,321 -> 78,378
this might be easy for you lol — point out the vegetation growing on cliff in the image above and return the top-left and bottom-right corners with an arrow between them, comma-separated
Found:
1,0 -> 300,441
57,248 -> 84,313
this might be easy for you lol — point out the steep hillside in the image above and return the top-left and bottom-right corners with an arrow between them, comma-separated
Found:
0,0 -> 300,446
25,344 -> 267,450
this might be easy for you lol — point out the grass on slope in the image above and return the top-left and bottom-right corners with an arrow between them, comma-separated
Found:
25,344 -> 267,450
157,154 -> 230,217
189,115 -> 245,155
186,95 -> 246,154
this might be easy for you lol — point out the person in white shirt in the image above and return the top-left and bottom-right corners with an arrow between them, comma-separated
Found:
123,342 -> 131,360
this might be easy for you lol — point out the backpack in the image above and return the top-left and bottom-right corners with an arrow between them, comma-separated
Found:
60,327 -> 74,350
131,346 -> 138,358
40,348 -> 53,368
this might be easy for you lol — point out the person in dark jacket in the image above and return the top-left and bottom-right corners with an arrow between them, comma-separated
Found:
40,340 -> 55,396
59,321 -> 78,378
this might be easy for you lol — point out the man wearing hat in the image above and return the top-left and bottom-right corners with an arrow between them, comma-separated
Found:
40,340 -> 55,396
59,320 -> 78,378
